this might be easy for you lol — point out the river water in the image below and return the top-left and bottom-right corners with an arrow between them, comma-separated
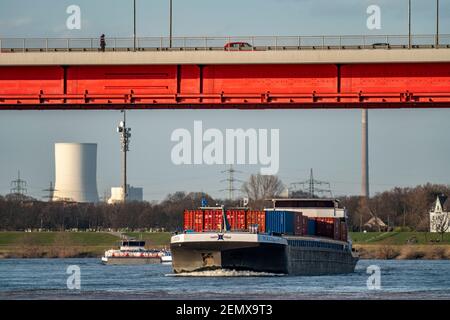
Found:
0,259 -> 449,299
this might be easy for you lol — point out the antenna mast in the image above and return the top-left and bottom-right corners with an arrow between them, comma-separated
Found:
117,110 -> 131,202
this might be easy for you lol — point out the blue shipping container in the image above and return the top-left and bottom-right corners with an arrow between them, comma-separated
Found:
265,210 -> 295,235
307,219 -> 316,236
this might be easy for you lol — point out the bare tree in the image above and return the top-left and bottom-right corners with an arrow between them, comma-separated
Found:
241,174 -> 284,209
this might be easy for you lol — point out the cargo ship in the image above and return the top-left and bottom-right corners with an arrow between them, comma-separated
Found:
170,199 -> 359,275
101,239 -> 171,265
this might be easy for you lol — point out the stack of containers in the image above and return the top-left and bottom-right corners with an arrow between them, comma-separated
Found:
213,209 -> 223,231
246,210 -> 257,226
194,209 -> 204,232
203,209 -> 214,231
265,210 -> 295,235
245,210 -> 266,233
183,209 -> 194,231
237,210 -> 246,230
225,209 -> 247,231
257,211 -> 266,233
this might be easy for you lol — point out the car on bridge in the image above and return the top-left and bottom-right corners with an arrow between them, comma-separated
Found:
224,42 -> 253,51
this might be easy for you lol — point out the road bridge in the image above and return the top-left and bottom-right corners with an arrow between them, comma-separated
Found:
1,36 -> 450,110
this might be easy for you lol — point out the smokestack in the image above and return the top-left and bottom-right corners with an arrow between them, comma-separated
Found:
53,143 -> 99,203
362,109 -> 369,198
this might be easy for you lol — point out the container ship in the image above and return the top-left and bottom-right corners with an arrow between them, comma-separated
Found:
170,198 -> 359,275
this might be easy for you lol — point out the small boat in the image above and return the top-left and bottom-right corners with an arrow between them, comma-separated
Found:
101,239 -> 166,265
160,251 -> 173,263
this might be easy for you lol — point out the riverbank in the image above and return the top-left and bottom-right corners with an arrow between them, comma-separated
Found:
0,231 -> 449,259
350,231 -> 450,259
354,244 -> 450,259
0,231 -> 170,258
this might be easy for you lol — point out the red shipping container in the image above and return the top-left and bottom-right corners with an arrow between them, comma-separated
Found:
226,210 -> 236,230
246,210 -> 255,227
183,209 -> 194,230
257,211 -> 266,233
203,210 -> 213,231
194,210 -> 204,232
213,209 -> 223,231
294,212 -> 304,236
237,210 -> 246,230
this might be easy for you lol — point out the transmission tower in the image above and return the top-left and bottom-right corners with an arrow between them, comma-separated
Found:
42,181 -> 57,202
290,168 -> 333,198
220,165 -> 243,200
10,170 -> 27,199
117,110 -> 131,203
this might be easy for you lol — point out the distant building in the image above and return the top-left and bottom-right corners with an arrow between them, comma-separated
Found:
108,185 -> 143,204
430,195 -> 450,233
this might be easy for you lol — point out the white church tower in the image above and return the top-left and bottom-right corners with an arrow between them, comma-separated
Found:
429,194 -> 450,233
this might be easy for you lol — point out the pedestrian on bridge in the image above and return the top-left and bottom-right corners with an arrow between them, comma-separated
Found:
100,34 -> 106,52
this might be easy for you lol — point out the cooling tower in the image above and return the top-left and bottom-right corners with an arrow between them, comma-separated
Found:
53,143 -> 99,203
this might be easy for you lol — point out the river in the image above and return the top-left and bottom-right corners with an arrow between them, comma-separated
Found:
0,259 -> 449,299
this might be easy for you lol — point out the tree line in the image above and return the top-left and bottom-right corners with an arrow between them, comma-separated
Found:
0,174 -> 448,232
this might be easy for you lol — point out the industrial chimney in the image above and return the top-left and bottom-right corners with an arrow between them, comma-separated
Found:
52,143 -> 99,203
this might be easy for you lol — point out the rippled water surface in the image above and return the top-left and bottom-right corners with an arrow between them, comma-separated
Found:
0,259 -> 449,299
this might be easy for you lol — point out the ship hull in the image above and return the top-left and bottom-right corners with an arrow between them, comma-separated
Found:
170,233 -> 358,275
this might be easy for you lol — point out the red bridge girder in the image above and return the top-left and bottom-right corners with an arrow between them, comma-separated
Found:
1,63 -> 450,109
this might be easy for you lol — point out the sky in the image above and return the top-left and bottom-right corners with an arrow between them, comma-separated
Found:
0,0 -> 449,201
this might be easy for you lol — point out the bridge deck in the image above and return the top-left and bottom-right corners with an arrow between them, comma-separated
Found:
1,48 -> 450,66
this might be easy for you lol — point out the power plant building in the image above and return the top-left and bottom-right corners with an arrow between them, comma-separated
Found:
108,185 -> 143,204
52,143 -> 99,203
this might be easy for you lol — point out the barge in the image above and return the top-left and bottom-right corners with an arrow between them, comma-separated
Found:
170,199 -> 359,275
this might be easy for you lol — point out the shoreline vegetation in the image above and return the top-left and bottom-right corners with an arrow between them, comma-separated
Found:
0,231 -> 449,259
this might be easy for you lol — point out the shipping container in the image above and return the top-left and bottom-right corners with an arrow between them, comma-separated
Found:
216,209 -> 224,231
316,218 -> 334,238
302,216 -> 308,235
203,210 -> 213,231
257,211 -> 266,233
316,219 -> 334,238
194,210 -> 204,232
294,212 -> 304,236
246,210 -> 257,227
183,209 -> 194,230
265,210 -> 295,235
307,219 -> 316,236
226,210 -> 234,230
236,210 -> 246,230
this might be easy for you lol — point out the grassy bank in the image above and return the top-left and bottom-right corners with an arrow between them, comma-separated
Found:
349,232 -> 450,245
349,232 -> 450,259
0,232 -> 119,258
0,232 -> 170,258
124,232 -> 171,247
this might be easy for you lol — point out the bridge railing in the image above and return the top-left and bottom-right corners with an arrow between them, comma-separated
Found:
1,34 -> 449,52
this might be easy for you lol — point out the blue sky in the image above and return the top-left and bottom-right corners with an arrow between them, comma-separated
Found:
0,0 -> 449,201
